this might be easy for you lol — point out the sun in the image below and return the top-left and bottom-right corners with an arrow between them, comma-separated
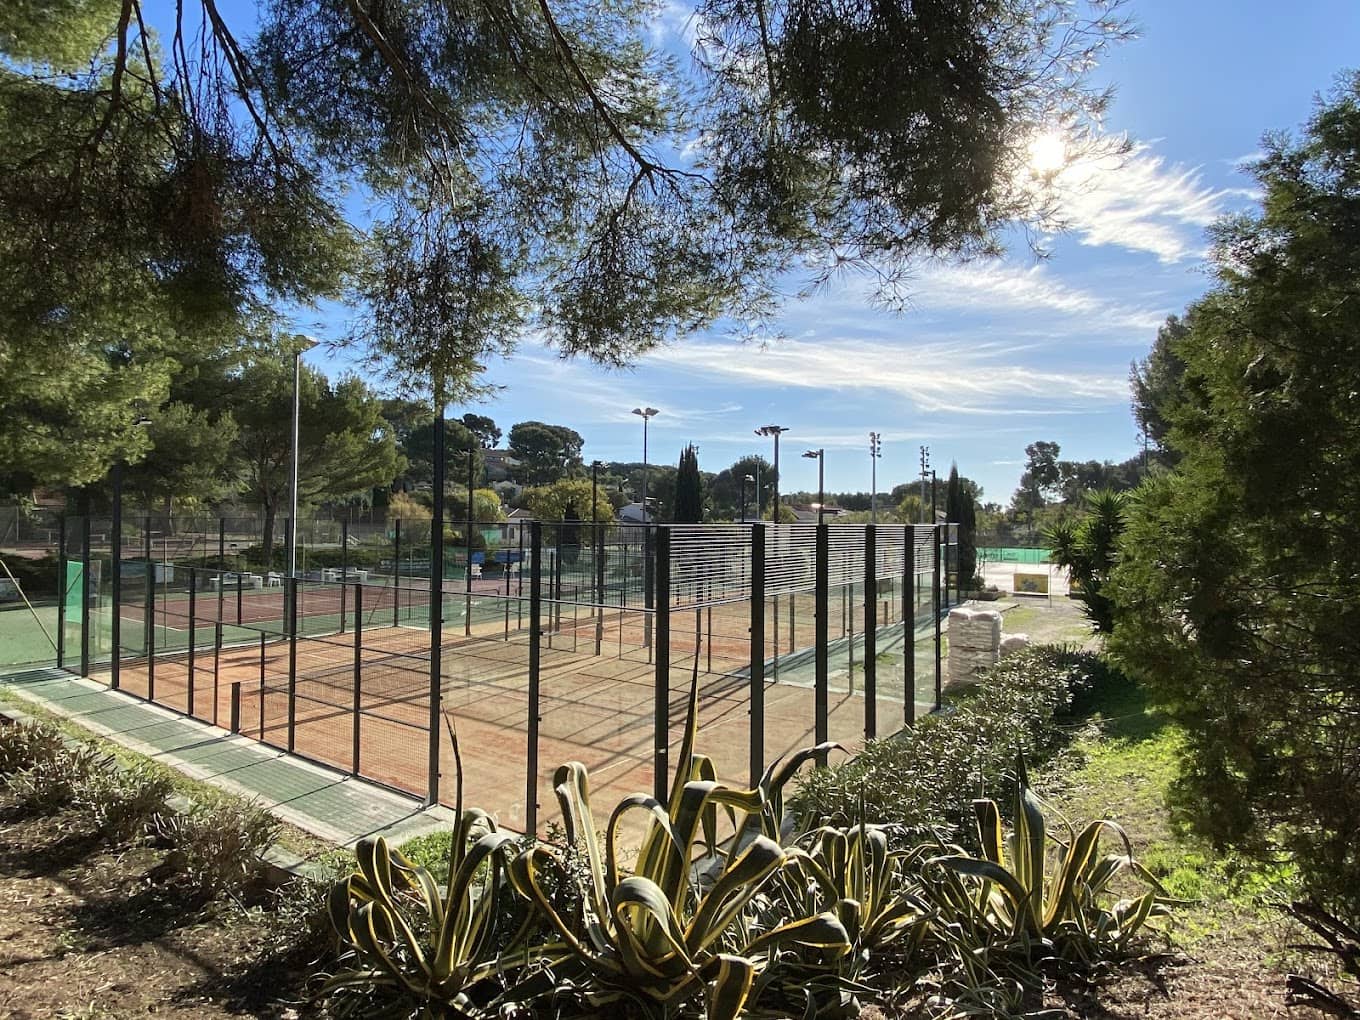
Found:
1027,130 -> 1068,176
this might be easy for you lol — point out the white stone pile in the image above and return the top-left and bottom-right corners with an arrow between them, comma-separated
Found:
947,606 -> 1002,685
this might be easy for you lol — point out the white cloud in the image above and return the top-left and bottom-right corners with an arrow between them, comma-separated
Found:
911,262 -> 1167,333
650,1 -> 699,47
648,337 -> 1128,414
1051,144 -> 1245,263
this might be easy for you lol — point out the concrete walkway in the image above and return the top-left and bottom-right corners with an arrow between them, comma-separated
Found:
0,666 -> 454,852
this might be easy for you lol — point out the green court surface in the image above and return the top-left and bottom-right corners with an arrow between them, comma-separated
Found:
0,602 -> 60,669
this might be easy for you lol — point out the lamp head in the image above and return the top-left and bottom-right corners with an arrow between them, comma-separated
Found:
802,449 -> 820,459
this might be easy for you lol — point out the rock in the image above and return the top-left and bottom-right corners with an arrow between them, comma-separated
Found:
999,633 -> 1030,656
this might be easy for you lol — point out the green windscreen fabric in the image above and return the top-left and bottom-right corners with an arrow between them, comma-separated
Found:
64,560 -> 84,624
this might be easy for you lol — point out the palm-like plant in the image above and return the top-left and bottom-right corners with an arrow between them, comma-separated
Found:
1046,488 -> 1128,632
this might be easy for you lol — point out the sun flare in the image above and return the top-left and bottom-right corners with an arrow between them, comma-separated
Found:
1028,130 -> 1068,175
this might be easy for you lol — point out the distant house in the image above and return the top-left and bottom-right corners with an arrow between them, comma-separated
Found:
482,449 -> 520,483
789,503 -> 847,522
616,501 -> 656,524
497,507 -> 535,548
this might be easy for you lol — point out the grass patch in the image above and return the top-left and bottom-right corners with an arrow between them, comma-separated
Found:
1037,674 -> 1298,946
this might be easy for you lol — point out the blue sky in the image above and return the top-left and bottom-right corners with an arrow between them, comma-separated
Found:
293,0 -> 1360,506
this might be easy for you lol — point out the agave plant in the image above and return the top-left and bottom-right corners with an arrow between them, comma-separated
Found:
930,755 -> 1173,962
325,808 -> 525,1017
754,819 -> 933,1017
509,671 -> 851,1019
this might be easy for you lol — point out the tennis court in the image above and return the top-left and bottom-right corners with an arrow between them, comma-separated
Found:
62,515 -> 956,836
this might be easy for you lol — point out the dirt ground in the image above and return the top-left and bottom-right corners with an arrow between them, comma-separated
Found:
0,796 -> 318,1019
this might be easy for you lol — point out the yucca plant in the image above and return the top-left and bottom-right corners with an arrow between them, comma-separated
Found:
510,672 -> 851,1019
325,809 -> 525,1017
930,755 -> 1173,963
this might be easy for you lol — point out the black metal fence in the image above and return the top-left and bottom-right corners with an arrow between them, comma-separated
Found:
37,509 -> 958,835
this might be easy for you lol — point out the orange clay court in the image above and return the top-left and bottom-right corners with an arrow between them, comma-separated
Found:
100,597 -> 912,837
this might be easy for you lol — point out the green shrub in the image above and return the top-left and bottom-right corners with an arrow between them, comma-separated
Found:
794,647 -> 1119,842
0,719 -> 66,778
7,739 -> 109,815
154,798 -> 282,897
75,761 -> 173,842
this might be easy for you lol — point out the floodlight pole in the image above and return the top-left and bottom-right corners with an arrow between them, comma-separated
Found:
755,425 -> 789,522
631,407 -> 659,521
919,445 -> 931,524
288,334 -> 318,579
803,449 -> 824,526
869,432 -> 882,524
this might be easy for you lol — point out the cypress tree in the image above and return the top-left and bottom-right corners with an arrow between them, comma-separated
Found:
674,445 -> 703,523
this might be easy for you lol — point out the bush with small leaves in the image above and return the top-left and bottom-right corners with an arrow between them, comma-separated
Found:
154,798 -> 282,898
8,741 -> 110,816
75,761 -> 173,843
0,719 -> 67,779
794,647 -> 1119,843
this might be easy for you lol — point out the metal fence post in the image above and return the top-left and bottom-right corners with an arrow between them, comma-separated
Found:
904,527 -> 916,727
258,631 -> 266,739
594,524 -> 606,656
187,567 -> 197,715
863,525 -> 877,740
286,577 -> 298,752
213,620 -> 222,726
815,523 -> 829,761
57,516 -> 67,669
427,410 -> 445,807
526,522 -> 543,836
353,582 -> 362,775
80,515 -> 91,677
111,467 -> 122,689
145,518 -> 155,699
749,523 -> 766,786
341,519 -> 349,633
934,524 -> 943,710
230,682 -> 241,733
653,528 -> 671,804
393,517 -> 402,628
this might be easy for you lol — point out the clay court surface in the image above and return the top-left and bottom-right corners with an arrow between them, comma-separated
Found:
103,595 -> 923,837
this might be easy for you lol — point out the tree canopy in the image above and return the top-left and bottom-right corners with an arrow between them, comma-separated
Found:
232,361 -> 403,558
1,0 -> 1131,489
1108,76 -> 1360,922
508,422 -> 585,486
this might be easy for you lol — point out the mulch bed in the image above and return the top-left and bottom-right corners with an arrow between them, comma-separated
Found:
0,796 -> 321,1019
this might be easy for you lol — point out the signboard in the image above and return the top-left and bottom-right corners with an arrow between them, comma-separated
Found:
1012,571 -> 1050,596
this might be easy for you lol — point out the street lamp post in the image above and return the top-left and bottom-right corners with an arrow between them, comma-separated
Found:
740,473 -> 754,523
631,407 -> 659,522
288,334 -> 319,579
869,432 -> 882,524
802,449 -> 824,525
754,425 -> 789,522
